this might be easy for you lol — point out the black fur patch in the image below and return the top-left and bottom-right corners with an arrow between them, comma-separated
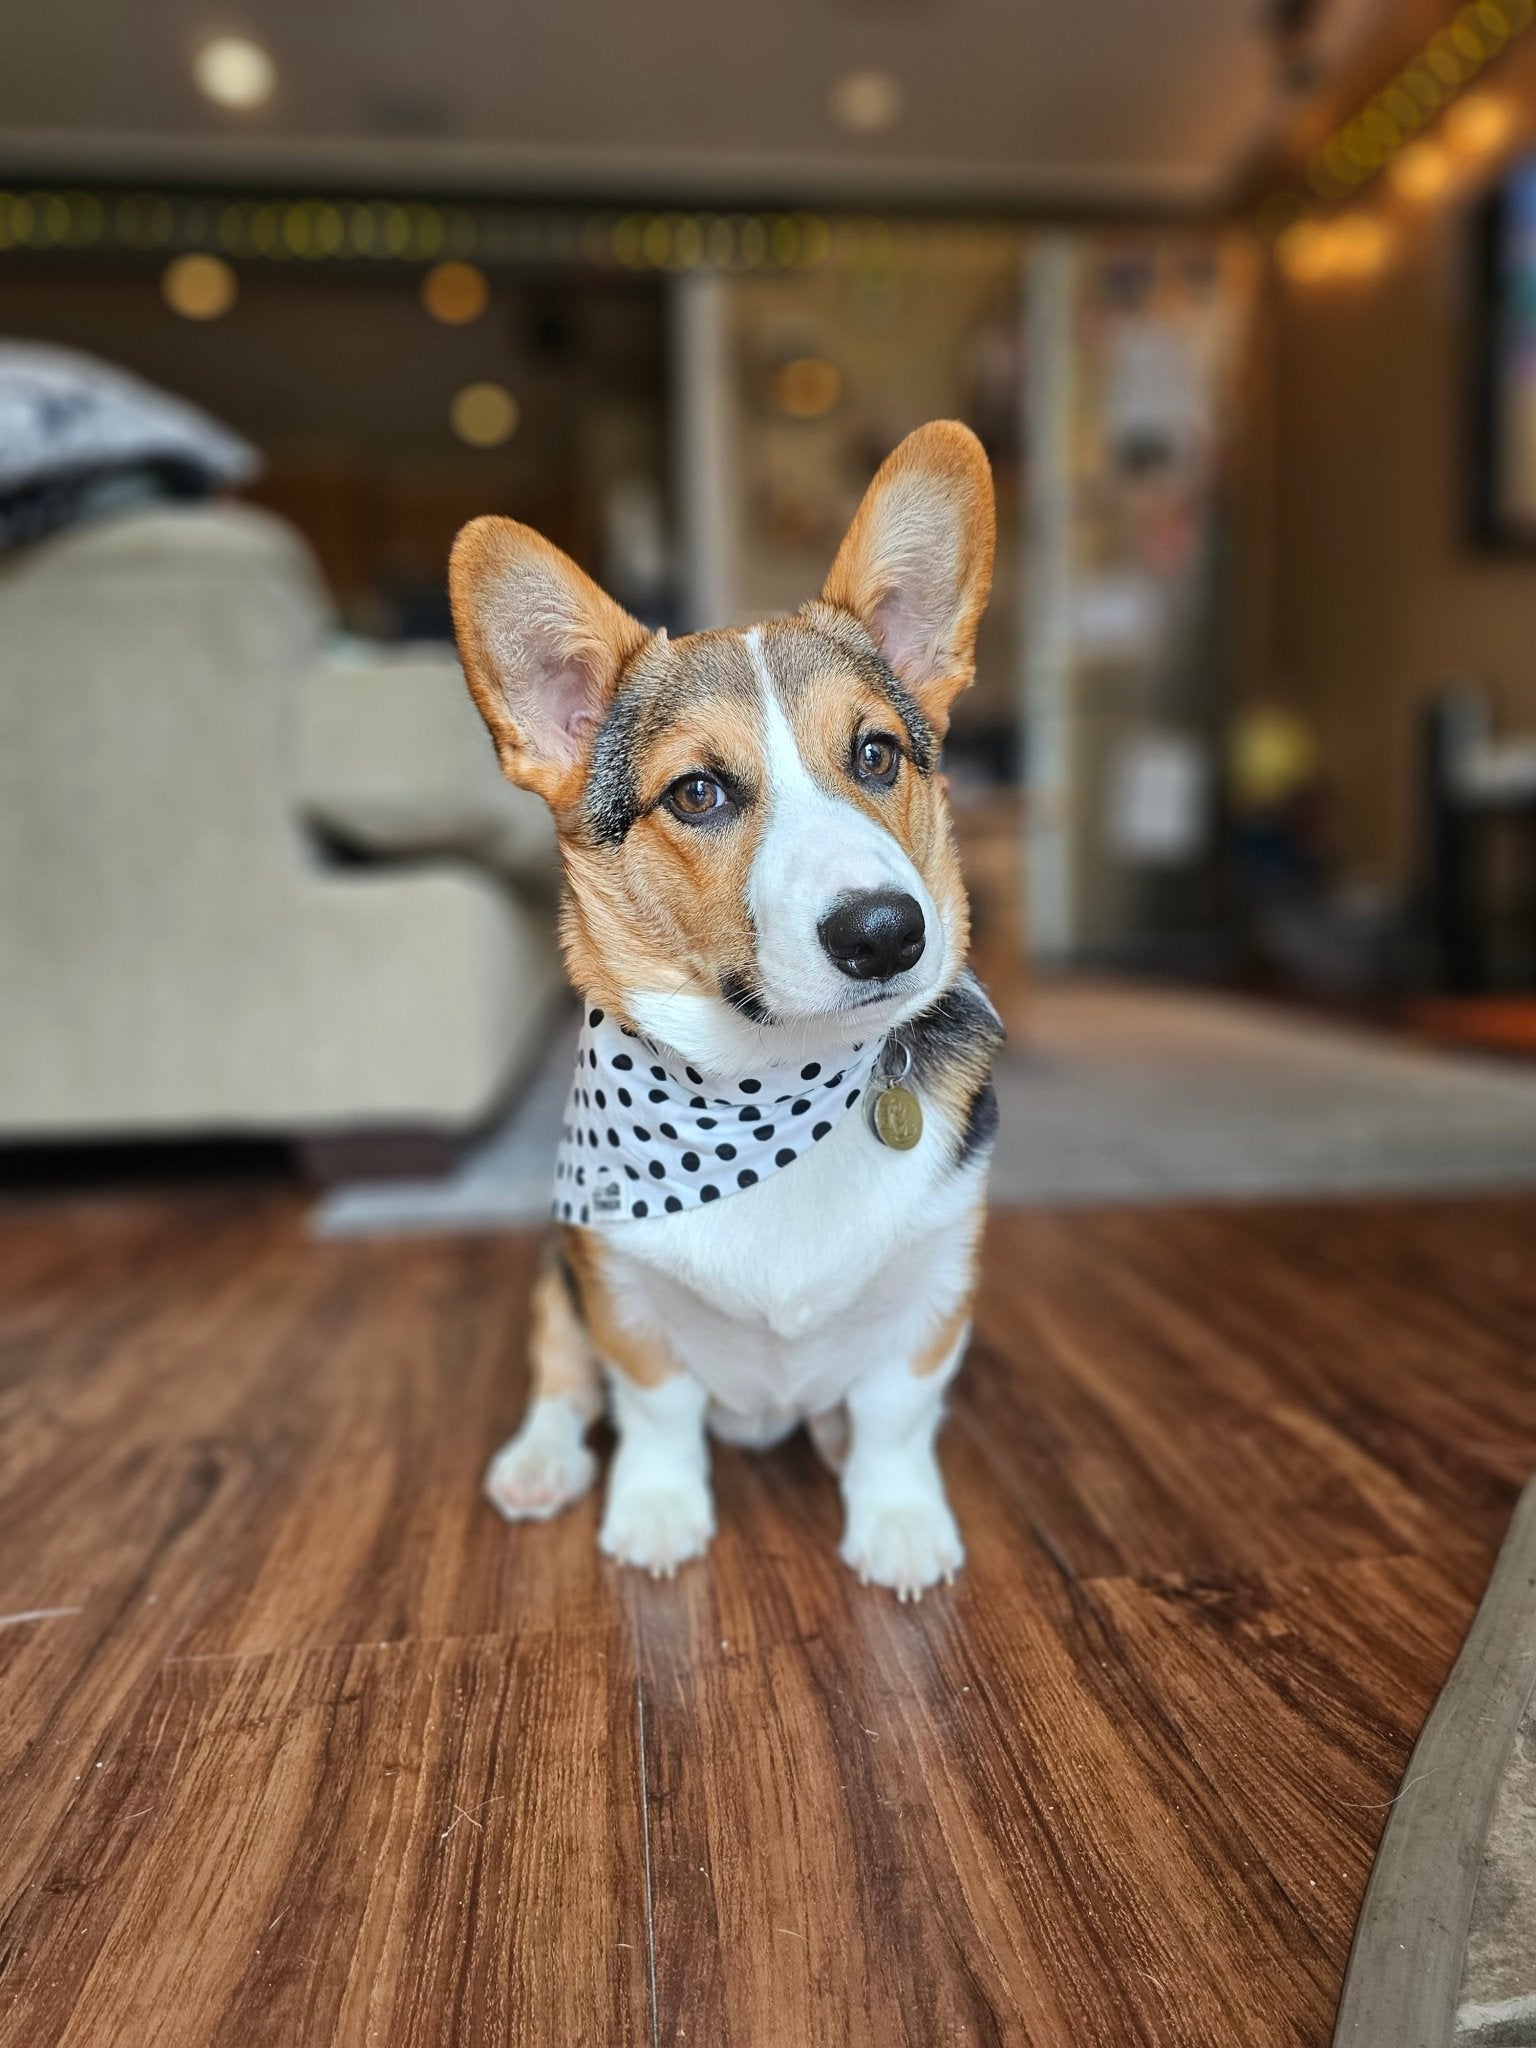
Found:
779,607 -> 939,775
905,972 -> 1004,1083
583,688 -> 647,845
868,664 -> 938,775
904,970 -> 1004,1170
958,1079 -> 999,1167
582,636 -> 759,846
555,1247 -> 583,1307
720,969 -> 773,1024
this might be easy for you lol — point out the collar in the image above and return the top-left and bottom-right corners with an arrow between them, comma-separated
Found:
552,1007 -> 885,1226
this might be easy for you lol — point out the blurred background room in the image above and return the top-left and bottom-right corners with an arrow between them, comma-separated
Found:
7,0 -> 1536,1214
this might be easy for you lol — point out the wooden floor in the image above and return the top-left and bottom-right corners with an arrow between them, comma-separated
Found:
1,1191 -> 1533,2047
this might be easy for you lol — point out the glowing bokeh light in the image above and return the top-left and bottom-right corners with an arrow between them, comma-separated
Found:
422,260 -> 489,324
1391,138 -> 1452,199
1445,92 -> 1514,153
828,71 -> 904,134
774,357 -> 843,419
1331,212 -> 1390,273
450,382 -> 519,448
1276,213 -> 1389,284
161,251 -> 238,319
193,36 -> 276,110
1277,220 -> 1338,283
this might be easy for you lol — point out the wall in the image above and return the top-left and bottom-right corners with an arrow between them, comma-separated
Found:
2,262 -> 669,635
1263,65 -> 1536,892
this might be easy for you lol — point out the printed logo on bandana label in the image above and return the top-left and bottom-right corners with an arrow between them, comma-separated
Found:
592,1178 -> 624,1217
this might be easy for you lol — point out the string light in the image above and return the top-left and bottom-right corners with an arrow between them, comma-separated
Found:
1263,1 -> 1530,286
1445,90 -> 1515,152
1276,212 -> 1391,282
1390,137 -> 1453,198
0,186 -> 1003,278
1304,0 -> 1531,199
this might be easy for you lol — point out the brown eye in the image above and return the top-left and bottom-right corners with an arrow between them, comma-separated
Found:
855,734 -> 900,786
665,773 -> 731,822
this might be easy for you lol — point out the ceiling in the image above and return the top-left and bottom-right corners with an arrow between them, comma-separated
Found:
0,0 -> 1395,210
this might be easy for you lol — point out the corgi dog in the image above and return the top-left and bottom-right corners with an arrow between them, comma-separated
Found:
449,420 -> 1001,1599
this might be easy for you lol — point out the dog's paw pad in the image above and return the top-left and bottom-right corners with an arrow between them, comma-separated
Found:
485,1427 -> 595,1523
599,1483 -> 715,1577
841,1497 -> 964,1601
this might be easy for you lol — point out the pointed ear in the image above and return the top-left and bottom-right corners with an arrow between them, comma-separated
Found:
822,421 -> 995,731
449,516 -> 649,807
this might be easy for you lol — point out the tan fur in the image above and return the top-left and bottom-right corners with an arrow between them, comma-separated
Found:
757,612 -> 971,968
449,517 -> 649,812
820,420 -> 996,735
561,1226 -> 680,1390
557,633 -> 768,1013
912,1294 -> 973,1379
450,428 -> 992,1030
455,425 -> 999,1591
920,1018 -> 995,1142
527,1256 -> 603,1419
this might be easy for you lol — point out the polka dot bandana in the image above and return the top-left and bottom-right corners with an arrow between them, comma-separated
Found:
552,1008 -> 885,1226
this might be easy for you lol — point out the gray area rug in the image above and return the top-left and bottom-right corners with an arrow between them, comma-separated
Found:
315,981 -> 1536,1238
1334,1479 -> 1536,2048
1458,1705 -> 1536,2046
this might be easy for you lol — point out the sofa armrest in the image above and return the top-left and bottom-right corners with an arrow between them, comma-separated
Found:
298,644 -> 555,885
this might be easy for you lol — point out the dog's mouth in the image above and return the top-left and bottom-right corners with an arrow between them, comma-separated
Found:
717,969 -> 915,1031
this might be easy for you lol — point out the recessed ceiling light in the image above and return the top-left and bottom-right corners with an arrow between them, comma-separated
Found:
828,70 -> 904,136
194,35 -> 276,111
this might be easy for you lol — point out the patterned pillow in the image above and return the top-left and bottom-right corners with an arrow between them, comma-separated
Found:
0,342 -> 260,552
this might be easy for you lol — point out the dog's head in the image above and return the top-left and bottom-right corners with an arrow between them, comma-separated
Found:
450,420 -> 994,1075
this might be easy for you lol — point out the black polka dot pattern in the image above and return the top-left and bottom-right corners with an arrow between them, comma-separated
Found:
552,1013 -> 890,1222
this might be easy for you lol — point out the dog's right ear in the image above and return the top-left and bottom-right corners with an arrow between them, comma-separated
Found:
449,517 -> 649,808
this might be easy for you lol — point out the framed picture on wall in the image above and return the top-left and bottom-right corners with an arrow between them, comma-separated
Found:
1474,155 -> 1536,548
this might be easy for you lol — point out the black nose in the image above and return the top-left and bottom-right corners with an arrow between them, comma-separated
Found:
817,889 -> 926,982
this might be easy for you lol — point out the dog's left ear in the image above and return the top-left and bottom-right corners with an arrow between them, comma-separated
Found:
822,420 -> 995,732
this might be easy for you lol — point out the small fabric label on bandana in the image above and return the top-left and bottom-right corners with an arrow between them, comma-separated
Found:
552,1009 -> 884,1225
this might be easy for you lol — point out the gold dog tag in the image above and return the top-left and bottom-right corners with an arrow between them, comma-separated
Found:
872,1082 -> 924,1151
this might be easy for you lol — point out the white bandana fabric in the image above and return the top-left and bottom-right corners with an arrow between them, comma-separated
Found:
552,1008 -> 885,1226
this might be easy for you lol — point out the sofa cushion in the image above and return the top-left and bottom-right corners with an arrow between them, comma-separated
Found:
301,648 -> 557,886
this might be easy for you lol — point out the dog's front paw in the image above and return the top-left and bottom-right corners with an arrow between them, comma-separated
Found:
841,1492 -> 964,1601
485,1401 -> 596,1522
600,1478 -> 715,1577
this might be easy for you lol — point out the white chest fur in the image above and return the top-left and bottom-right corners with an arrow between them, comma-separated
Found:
590,1083 -> 985,1426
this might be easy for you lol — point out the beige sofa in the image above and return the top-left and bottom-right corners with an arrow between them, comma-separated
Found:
0,501 -> 562,1141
